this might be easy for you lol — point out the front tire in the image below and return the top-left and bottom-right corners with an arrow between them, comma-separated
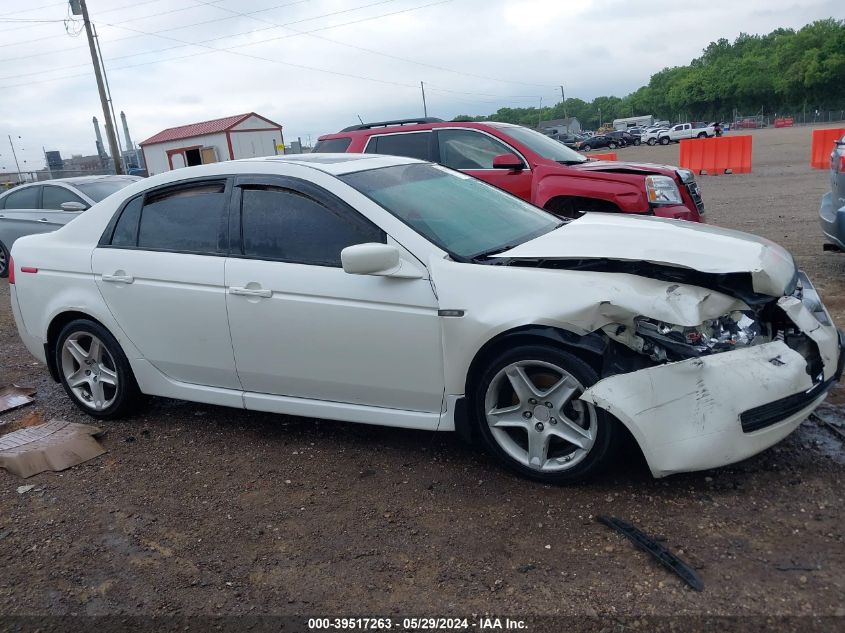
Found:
659,136 -> 670,145
472,344 -> 618,483
608,142 -> 617,149
56,319 -> 141,419
647,138 -> 656,146
582,145 -> 592,151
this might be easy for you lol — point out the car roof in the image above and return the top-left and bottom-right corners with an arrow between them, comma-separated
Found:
237,153 -> 424,175
317,120 -> 522,141
0,174 -> 140,194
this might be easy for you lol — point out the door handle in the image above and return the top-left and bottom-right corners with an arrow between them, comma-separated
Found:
38,218 -> 50,223
102,273 -> 134,284
229,286 -> 272,298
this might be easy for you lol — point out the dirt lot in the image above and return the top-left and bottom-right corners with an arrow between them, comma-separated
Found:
1,125 -> 844,621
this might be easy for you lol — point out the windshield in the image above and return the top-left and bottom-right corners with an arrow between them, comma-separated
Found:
497,126 -> 588,163
76,178 -> 139,202
341,163 -> 561,260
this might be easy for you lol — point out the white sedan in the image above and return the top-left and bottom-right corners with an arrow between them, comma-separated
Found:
7,154 -> 843,482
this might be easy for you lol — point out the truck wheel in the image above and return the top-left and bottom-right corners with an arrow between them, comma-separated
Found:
697,132 -> 707,138
659,137 -> 670,145
647,138 -> 656,146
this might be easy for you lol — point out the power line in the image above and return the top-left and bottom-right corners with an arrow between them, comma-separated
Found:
0,1 -> 65,19
189,0 -> 557,91
0,0 -> 434,82
0,0 -> 229,45
0,0 -> 452,90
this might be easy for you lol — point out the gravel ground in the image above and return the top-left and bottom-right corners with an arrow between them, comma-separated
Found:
1,125 -> 844,619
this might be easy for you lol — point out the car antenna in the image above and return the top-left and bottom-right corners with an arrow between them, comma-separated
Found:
357,114 -> 365,125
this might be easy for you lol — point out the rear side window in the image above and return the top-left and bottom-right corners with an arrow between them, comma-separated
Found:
111,197 -> 143,247
313,137 -> 352,153
365,132 -> 432,161
108,181 -> 228,254
239,186 -> 384,266
3,186 -> 39,209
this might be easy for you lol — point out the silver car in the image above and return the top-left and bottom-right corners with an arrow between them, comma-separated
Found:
820,132 -> 845,250
0,176 -> 141,277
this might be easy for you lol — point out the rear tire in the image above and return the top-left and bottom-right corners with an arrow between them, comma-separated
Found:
608,142 -> 617,149
647,138 -> 656,146
55,319 -> 142,419
697,132 -> 707,138
472,344 -> 618,484
659,136 -> 670,145
0,241 -> 8,279
582,145 -> 592,151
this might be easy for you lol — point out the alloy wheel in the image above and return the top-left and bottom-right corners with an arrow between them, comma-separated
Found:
484,360 -> 597,472
60,332 -> 119,411
0,246 -> 7,277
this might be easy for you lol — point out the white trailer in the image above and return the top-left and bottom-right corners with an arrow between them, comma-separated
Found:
612,115 -> 655,130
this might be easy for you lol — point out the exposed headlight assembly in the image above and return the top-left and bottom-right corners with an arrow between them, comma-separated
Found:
676,168 -> 695,183
635,312 -> 763,361
645,175 -> 683,205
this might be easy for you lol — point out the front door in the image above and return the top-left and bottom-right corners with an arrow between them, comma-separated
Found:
91,179 -> 240,389
435,128 -> 533,201
224,176 -> 444,413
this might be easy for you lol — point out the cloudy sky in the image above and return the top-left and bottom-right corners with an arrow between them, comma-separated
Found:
0,0 -> 840,171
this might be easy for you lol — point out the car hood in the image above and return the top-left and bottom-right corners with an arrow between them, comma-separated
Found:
497,214 -> 796,298
568,159 -> 677,177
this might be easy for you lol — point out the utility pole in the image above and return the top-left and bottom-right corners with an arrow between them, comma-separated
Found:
93,23 -> 126,173
75,0 -> 122,174
560,85 -> 567,118
420,81 -> 428,118
7,135 -> 22,182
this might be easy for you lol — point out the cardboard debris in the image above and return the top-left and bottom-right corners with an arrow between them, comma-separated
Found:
0,385 -> 36,414
0,419 -> 106,478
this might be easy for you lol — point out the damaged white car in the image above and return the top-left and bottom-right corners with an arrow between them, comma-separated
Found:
8,154 -> 844,483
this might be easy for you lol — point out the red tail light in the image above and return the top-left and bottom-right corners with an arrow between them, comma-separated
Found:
7,255 -> 13,284
839,154 -> 845,173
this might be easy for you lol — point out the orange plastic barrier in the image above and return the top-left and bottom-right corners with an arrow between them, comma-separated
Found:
589,152 -> 617,161
678,135 -> 752,175
810,128 -> 845,169
774,117 -> 794,128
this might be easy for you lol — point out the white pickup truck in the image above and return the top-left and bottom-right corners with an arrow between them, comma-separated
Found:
658,123 -> 716,145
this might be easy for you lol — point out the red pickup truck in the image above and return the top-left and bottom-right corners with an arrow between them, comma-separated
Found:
314,118 -> 704,222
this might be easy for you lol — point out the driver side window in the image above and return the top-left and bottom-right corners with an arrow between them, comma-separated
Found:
437,129 -> 512,170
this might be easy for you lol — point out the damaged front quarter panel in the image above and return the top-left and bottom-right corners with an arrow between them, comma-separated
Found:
430,257 -> 749,403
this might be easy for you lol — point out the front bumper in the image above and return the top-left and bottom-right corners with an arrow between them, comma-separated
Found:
581,296 -> 842,478
819,191 -> 845,249
651,204 -> 703,223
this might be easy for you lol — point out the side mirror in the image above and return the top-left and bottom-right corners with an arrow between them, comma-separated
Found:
492,153 -> 525,171
60,201 -> 88,211
341,243 -> 422,279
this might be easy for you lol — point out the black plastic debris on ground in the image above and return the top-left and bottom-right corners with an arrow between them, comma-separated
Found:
598,515 -> 705,591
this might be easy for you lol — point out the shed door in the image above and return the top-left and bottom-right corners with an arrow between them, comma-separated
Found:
171,153 -> 186,169
201,147 -> 218,164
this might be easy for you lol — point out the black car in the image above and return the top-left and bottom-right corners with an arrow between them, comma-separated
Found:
606,130 -> 640,146
575,134 -> 619,151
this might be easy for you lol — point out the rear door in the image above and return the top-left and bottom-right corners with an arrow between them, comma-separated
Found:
434,128 -> 533,200
91,178 -> 240,389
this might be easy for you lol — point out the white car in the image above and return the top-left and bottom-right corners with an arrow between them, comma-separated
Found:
0,176 -> 141,278
8,154 -> 843,482
641,128 -> 669,146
